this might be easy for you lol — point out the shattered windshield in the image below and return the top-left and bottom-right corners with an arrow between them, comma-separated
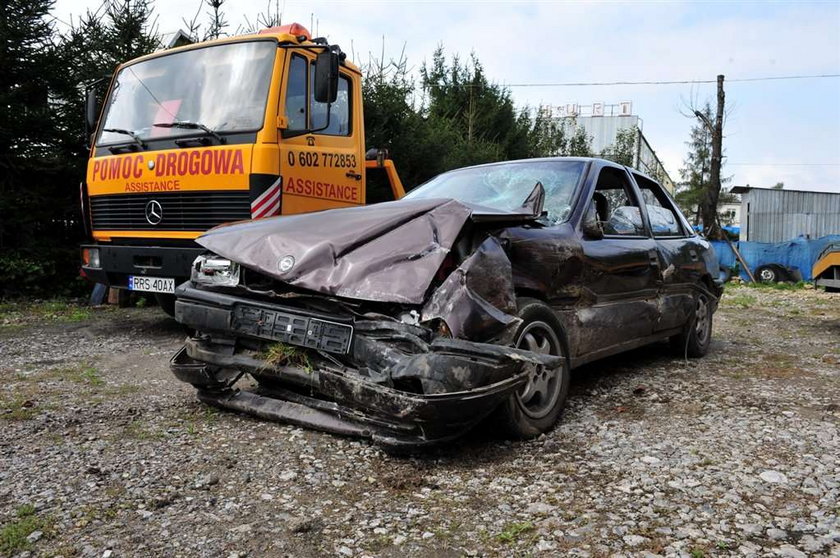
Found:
404,160 -> 586,223
97,40 -> 276,146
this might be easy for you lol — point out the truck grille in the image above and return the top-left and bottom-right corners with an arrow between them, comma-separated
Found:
90,191 -> 251,231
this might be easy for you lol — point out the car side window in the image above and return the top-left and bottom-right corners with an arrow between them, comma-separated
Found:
284,54 -> 308,131
633,173 -> 686,237
592,167 -> 647,237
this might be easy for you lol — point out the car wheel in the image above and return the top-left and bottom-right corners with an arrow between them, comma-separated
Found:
496,298 -> 570,439
154,293 -> 176,317
755,265 -> 782,283
671,290 -> 713,357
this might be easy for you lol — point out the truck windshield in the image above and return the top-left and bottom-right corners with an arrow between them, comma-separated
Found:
97,40 -> 276,146
404,160 -> 585,223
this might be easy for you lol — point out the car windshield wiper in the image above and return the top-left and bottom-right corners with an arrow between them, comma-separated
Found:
154,120 -> 226,144
103,128 -> 147,149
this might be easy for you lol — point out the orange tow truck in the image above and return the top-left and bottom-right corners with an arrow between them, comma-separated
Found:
81,23 -> 405,314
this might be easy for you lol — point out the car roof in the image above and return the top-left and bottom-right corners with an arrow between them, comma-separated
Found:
440,156 -> 660,185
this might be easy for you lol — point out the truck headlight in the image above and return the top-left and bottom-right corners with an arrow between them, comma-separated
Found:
191,254 -> 240,287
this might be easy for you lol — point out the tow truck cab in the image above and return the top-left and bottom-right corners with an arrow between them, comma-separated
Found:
81,23 -> 404,312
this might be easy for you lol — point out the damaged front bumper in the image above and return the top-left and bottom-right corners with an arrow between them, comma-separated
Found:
171,284 -> 561,447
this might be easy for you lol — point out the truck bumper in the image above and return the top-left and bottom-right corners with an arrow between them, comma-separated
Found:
81,243 -> 204,287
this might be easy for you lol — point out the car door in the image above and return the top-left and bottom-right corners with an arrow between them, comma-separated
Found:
576,165 -> 660,357
631,172 -> 700,332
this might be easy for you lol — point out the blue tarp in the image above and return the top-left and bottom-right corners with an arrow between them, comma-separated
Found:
711,234 -> 840,281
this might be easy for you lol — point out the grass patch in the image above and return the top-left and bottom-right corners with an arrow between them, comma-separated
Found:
743,280 -> 808,291
496,521 -> 535,544
260,342 -> 313,372
725,293 -> 756,309
122,419 -> 164,441
0,504 -> 52,555
0,299 -> 92,328
42,364 -> 104,387
0,395 -> 40,421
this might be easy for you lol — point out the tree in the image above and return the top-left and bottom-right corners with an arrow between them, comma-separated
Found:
772,181 -> 784,190
0,0 -> 159,296
676,104 -> 713,224
690,74 -> 726,238
600,126 -> 638,167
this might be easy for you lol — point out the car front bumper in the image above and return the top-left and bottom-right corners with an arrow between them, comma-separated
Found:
170,283 -> 562,447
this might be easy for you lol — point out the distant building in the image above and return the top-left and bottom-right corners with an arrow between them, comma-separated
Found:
730,186 -> 840,242
549,101 -> 675,193
158,29 -> 195,50
718,199 -> 741,227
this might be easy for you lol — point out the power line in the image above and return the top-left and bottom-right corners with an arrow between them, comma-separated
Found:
727,163 -> 840,167
500,73 -> 840,88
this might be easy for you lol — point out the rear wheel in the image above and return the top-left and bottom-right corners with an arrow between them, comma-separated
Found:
671,291 -> 713,357
496,298 -> 570,439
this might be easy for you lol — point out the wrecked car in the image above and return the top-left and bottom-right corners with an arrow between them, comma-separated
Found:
170,157 -> 722,446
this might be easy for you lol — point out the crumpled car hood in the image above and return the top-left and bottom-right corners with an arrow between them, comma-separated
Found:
197,188 -> 544,305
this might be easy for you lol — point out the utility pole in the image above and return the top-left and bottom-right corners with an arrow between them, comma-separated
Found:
694,74 -> 725,239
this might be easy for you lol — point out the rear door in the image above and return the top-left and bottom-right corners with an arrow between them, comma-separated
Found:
632,172 -> 699,332
279,52 -> 364,215
577,165 -> 659,356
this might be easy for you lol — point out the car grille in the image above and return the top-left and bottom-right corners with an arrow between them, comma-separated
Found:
90,191 -> 251,231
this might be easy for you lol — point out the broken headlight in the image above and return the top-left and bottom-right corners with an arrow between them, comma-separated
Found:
191,254 -> 240,287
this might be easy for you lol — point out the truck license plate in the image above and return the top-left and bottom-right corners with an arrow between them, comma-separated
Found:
128,275 -> 175,294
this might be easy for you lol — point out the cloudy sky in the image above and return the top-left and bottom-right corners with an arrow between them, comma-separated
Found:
52,0 -> 840,192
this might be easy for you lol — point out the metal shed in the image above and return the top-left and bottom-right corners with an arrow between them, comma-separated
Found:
730,186 -> 840,243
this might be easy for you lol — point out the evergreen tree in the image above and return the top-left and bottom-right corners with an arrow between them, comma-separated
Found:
676,104 -> 713,224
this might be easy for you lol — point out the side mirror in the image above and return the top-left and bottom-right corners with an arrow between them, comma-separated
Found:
314,50 -> 339,104
582,204 -> 604,240
85,88 -> 99,137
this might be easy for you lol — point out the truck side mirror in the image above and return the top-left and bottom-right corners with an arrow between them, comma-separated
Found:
314,50 -> 339,104
85,88 -> 99,138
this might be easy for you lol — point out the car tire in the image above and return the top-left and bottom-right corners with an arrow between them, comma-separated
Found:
154,293 -> 176,317
496,298 -> 571,439
755,265 -> 784,283
671,290 -> 713,358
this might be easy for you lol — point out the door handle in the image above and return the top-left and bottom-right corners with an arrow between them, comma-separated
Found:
346,171 -> 362,181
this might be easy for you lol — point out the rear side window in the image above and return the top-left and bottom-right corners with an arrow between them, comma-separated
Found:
633,173 -> 685,237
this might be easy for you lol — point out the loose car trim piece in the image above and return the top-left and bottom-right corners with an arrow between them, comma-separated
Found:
171,157 -> 723,446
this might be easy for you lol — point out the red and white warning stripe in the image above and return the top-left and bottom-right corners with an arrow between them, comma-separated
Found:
251,178 -> 282,219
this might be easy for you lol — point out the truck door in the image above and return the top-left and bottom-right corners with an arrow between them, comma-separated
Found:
279,51 -> 365,215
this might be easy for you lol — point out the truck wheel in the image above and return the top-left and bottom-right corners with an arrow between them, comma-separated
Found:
496,298 -> 570,439
671,291 -> 713,357
154,293 -> 176,317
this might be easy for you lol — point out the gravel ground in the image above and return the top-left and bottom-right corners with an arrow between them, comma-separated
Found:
0,285 -> 838,558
